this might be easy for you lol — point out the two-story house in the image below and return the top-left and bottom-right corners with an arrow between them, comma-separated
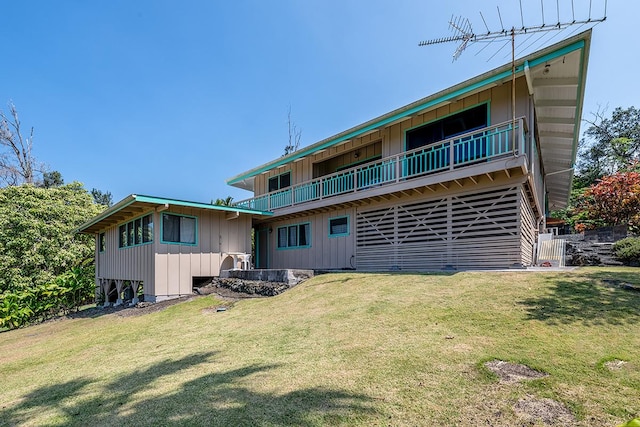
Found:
228,31 -> 591,271
79,31 -> 591,303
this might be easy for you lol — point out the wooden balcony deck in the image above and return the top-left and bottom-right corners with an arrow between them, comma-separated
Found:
236,118 -> 531,214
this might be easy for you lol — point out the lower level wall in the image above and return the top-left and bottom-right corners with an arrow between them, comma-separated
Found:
153,252 -> 227,300
258,207 -> 356,270
356,186 -> 525,270
259,184 -> 538,271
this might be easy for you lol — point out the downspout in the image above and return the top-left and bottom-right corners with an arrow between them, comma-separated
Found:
524,59 -> 535,170
525,60 -> 541,265
524,60 -> 537,213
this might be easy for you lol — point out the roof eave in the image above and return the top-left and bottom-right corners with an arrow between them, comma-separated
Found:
76,194 -> 138,234
76,194 -> 272,235
227,31 -> 593,188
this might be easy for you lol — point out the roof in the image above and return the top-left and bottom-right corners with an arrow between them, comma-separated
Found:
227,30 -> 592,209
76,194 -> 272,234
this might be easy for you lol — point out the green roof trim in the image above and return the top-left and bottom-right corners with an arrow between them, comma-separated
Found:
75,195 -> 138,233
76,194 -> 272,233
132,195 -> 272,215
227,37 -> 586,187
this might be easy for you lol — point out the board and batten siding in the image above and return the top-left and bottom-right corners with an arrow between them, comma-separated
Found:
153,207 -> 252,300
252,77 -> 532,198
263,208 -> 356,270
355,185 -> 533,271
95,209 -> 156,295
520,188 -> 537,266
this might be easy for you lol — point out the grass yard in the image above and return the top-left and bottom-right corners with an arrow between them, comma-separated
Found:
0,267 -> 639,426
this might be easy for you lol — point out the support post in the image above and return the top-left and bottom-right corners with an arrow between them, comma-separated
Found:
103,280 -> 111,308
114,279 -> 124,307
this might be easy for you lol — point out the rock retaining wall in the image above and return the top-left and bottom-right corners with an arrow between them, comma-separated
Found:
565,241 -> 624,266
221,269 -> 314,285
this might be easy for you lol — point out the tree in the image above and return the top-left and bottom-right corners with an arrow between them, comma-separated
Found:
0,102 -> 45,186
576,106 -> 640,187
0,183 -> 103,292
91,188 -> 113,207
283,106 -> 302,156
213,196 -> 234,206
41,170 -> 64,188
573,170 -> 640,233
549,187 -> 589,229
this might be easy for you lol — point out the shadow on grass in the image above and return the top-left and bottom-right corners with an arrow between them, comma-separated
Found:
0,351 -> 377,426
519,271 -> 640,325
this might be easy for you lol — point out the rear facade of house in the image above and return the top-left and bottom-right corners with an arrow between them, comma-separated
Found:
228,32 -> 591,271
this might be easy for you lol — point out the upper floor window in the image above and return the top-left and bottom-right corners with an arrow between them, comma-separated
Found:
119,214 -> 153,248
161,213 -> 197,245
406,103 -> 488,151
99,233 -> 106,252
268,171 -> 291,192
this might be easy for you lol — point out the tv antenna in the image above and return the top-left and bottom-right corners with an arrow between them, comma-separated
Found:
418,0 -> 607,149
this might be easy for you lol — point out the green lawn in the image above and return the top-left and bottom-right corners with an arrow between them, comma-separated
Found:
1,267 -> 638,426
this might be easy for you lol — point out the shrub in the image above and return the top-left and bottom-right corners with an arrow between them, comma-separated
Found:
613,237 -> 640,265
0,265 -> 95,329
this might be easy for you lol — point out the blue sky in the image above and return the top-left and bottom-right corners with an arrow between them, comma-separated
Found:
0,0 -> 633,204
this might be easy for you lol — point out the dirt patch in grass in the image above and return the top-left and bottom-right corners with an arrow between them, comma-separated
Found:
66,278 -> 289,320
513,395 -> 576,426
604,359 -> 629,371
67,296 -> 196,319
484,360 -> 548,383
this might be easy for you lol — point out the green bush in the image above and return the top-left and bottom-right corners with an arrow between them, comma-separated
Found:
613,237 -> 640,265
0,265 -> 95,330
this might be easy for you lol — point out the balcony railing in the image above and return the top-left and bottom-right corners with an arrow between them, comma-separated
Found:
236,118 -> 527,212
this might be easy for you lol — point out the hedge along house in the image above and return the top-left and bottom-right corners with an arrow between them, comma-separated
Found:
228,31 -> 591,271
77,195 -> 271,303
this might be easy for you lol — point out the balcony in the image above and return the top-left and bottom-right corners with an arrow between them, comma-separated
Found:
236,118 -> 529,213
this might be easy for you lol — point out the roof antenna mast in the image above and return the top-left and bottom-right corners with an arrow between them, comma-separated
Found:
418,1 -> 606,149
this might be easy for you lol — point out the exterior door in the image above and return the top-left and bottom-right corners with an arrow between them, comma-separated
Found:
255,228 -> 269,269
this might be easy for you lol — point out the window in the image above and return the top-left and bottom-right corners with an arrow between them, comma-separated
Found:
142,214 -> 153,243
162,213 -> 197,245
119,224 -> 126,248
118,214 -> 154,248
127,222 -> 134,247
406,104 -> 488,151
277,223 -> 310,249
134,218 -> 142,245
99,233 -> 106,252
268,171 -> 291,192
329,216 -> 349,237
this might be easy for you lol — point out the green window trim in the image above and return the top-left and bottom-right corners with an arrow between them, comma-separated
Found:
276,222 -> 311,249
161,212 -> 198,246
328,216 -> 349,238
268,170 -> 291,193
118,213 -> 154,249
403,101 -> 491,152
